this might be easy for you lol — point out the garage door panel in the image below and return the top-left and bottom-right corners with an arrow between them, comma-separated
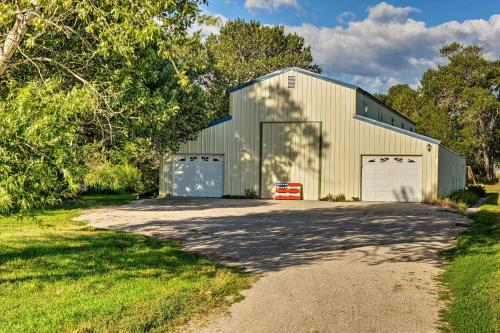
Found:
172,155 -> 224,197
362,156 -> 422,202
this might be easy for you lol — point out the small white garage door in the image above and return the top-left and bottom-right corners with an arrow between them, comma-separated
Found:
172,155 -> 223,197
362,156 -> 422,202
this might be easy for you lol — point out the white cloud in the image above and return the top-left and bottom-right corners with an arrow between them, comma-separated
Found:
189,11 -> 228,38
285,2 -> 500,92
336,11 -> 357,25
366,2 -> 418,23
244,0 -> 300,12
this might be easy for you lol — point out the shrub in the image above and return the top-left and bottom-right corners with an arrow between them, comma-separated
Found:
467,185 -> 486,197
425,197 -> 463,211
0,80 -> 90,214
320,193 -> 347,202
351,197 -> 360,202
85,163 -> 142,194
448,189 -> 479,207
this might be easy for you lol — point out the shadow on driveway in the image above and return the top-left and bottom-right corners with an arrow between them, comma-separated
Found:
79,198 -> 467,273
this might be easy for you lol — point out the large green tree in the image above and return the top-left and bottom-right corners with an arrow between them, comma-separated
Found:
0,0 -> 210,212
420,43 -> 499,180
0,0 -> 209,147
203,19 -> 321,118
374,84 -> 419,119
379,43 -> 499,180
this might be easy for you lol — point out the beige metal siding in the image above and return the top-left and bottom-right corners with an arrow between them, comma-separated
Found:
161,68 -> 440,200
356,92 -> 415,131
261,122 -> 321,199
438,145 -> 466,196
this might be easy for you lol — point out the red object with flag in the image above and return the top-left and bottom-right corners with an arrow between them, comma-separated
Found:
275,182 -> 302,200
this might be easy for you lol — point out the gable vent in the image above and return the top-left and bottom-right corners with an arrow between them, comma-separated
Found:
288,75 -> 296,88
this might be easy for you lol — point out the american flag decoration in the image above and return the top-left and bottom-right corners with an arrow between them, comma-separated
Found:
275,182 -> 302,200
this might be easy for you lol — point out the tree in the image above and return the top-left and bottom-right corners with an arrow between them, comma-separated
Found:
377,43 -> 499,179
420,43 -> 499,180
0,0 -> 208,145
376,84 -> 419,119
0,1 -> 211,212
0,80 -> 91,213
203,19 -> 321,118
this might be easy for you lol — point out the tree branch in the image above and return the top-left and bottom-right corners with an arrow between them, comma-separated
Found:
16,46 -> 44,80
0,9 -> 37,77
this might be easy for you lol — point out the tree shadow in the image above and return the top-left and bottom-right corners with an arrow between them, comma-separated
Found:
111,197 -> 275,212
392,186 -> 417,202
256,85 -> 330,199
0,227 -> 237,284
85,201 -> 467,273
216,82 -> 331,199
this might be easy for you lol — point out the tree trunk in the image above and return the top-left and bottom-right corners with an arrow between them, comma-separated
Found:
482,145 -> 495,181
0,10 -> 36,77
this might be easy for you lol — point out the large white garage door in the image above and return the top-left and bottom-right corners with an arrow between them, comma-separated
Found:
172,155 -> 223,197
362,156 -> 422,202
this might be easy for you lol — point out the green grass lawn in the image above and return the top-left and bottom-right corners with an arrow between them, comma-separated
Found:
0,194 -> 252,332
440,183 -> 500,332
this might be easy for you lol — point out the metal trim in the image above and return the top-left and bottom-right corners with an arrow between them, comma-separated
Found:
258,122 -> 264,198
206,115 -> 232,128
353,114 -> 441,145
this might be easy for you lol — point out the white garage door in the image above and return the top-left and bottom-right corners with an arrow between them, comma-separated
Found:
172,155 -> 223,197
362,156 -> 422,202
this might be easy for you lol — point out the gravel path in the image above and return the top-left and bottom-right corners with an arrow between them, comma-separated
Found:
75,198 -> 469,333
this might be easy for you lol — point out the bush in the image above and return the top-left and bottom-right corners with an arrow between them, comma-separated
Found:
448,189 -> 479,207
85,163 -> 142,194
320,193 -> 347,202
467,185 -> 486,197
0,80 -> 91,214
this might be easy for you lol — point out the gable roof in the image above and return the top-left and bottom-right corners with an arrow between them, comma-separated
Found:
227,67 -> 415,125
227,67 -> 357,93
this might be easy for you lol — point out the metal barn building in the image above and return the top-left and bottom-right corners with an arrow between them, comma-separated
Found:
159,68 -> 466,202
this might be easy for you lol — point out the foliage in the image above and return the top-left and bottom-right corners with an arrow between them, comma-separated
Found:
0,1 -> 212,213
320,193 -> 347,202
83,141 -> 160,193
84,163 -> 142,194
374,84 -> 419,120
378,43 -> 499,180
351,197 -> 361,202
426,197 -> 468,212
0,194 -> 252,332
448,189 -> 479,207
467,184 -> 487,197
439,183 -> 500,332
0,80 -> 92,214
203,19 -> 321,118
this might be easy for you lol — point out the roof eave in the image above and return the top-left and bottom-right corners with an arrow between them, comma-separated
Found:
353,114 -> 440,145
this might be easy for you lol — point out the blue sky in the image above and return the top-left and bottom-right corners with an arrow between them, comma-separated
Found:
196,0 -> 500,92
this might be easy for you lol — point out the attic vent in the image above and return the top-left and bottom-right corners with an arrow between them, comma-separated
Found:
288,75 -> 296,88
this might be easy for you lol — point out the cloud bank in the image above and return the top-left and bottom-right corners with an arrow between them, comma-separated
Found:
244,0 -> 300,12
285,2 -> 500,92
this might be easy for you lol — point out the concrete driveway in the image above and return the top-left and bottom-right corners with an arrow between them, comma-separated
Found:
76,198 -> 469,333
